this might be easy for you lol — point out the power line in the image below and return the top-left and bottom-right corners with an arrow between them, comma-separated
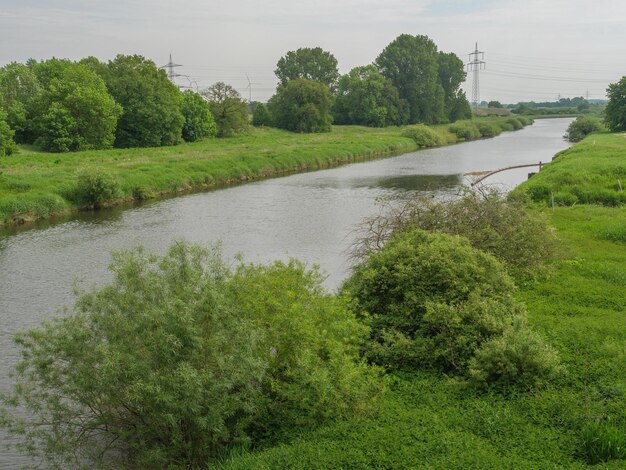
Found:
467,42 -> 485,108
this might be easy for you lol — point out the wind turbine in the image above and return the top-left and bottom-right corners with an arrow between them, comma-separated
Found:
245,74 -> 260,103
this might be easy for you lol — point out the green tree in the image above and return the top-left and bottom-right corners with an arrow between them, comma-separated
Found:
333,65 -> 408,127
0,107 -> 17,156
180,90 -> 217,142
1,243 -> 378,468
252,103 -> 272,127
31,59 -> 121,152
605,76 -> 626,132
376,34 -> 445,124
201,82 -> 249,137
0,62 -> 41,143
103,55 -> 184,147
488,100 -> 503,108
268,79 -> 333,133
564,115 -> 605,142
437,52 -> 470,121
275,47 -> 339,88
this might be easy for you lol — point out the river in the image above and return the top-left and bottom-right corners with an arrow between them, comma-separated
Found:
0,117 -> 572,467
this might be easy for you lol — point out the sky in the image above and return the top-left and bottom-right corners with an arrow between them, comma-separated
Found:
1,0 -> 625,103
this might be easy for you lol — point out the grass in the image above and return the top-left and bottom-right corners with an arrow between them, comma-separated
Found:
0,117 -> 529,227
517,132 -> 626,206
218,138 -> 626,468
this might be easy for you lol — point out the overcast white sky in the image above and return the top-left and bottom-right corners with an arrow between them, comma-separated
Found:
1,0 -> 625,103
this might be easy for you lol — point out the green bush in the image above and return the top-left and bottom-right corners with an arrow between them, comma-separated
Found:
476,121 -> 502,138
468,323 -> 562,390
400,124 -> 446,148
564,116 -> 605,142
352,192 -> 562,280
505,117 -> 523,130
75,167 -> 120,208
344,230 -> 514,370
252,103 -> 272,127
448,121 -> 481,140
516,116 -> 533,126
1,243 -> 379,468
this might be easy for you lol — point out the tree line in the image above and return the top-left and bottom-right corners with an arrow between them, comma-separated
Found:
0,34 -> 475,156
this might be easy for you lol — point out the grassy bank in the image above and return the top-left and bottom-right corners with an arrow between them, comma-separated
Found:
520,132 -> 626,206
0,116 -> 530,227
220,135 -> 626,468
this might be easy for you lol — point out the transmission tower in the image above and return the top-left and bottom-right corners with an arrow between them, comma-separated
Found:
467,43 -> 485,109
161,54 -> 184,85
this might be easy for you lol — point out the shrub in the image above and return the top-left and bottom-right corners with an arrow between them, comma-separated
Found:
351,191 -> 561,280
344,230 -> 515,369
468,323 -> 562,389
516,116 -> 533,126
75,167 -> 120,208
505,117 -> 523,130
476,121 -> 502,138
448,121 -> 481,140
564,116 -> 605,142
0,243 -> 379,468
400,124 -> 446,148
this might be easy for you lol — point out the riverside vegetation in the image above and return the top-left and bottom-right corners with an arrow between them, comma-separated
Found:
0,115 -> 532,226
5,128 -> 626,468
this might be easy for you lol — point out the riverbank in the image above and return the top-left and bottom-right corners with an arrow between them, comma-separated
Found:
0,117 -> 530,227
221,133 -> 626,468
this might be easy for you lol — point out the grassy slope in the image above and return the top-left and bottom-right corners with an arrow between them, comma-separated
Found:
221,136 -> 626,468
522,132 -> 626,206
0,117 -> 525,227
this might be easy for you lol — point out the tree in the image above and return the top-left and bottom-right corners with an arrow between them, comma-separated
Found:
564,115 -> 605,142
376,34 -> 445,124
0,107 -> 17,156
1,243 -> 378,468
102,55 -> 184,148
252,103 -> 272,127
437,52 -> 470,121
488,100 -> 503,109
201,82 -> 249,137
180,90 -> 217,142
0,62 -> 41,143
275,47 -> 339,88
30,59 -> 121,152
268,79 -> 333,133
605,76 -> 626,132
333,65 -> 408,127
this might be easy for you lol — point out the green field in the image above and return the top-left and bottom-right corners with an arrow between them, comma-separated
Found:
520,132 -> 626,206
0,117 -> 529,227
219,135 -> 626,468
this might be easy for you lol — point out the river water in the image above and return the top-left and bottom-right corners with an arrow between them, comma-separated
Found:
0,118 -> 572,467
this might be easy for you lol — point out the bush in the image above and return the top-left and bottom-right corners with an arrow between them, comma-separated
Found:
400,124 -> 446,148
468,323 -> 562,389
1,243 -> 379,468
75,167 -> 120,208
352,191 -> 561,280
344,230 -> 514,369
344,229 -> 560,387
448,121 -> 481,140
564,116 -> 605,142
476,121 -> 502,138
505,117 -> 523,130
